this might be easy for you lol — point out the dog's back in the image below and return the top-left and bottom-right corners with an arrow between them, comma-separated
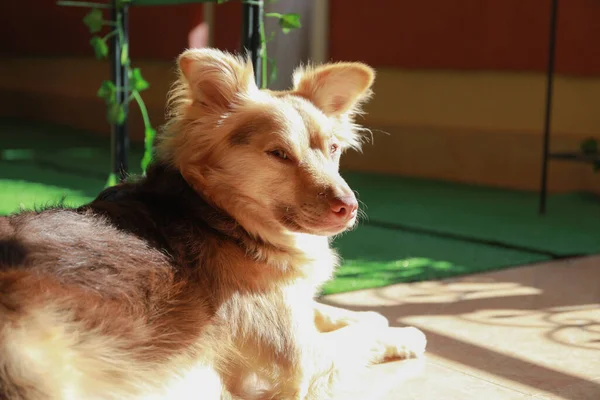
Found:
0,165 -> 227,399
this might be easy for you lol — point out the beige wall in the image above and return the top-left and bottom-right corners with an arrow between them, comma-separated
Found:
364,69 -> 600,136
340,69 -> 600,193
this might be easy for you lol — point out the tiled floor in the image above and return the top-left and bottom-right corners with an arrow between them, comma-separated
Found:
324,256 -> 600,399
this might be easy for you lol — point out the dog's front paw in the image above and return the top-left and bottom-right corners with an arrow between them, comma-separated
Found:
349,311 -> 390,329
373,326 -> 427,362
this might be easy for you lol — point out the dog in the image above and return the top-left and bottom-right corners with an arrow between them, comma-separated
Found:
0,48 -> 426,399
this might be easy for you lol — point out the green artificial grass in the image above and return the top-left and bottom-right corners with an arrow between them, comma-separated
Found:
1,119 -> 598,295
1,119 -> 143,178
321,224 -> 549,294
0,162 -> 96,215
342,173 -> 600,257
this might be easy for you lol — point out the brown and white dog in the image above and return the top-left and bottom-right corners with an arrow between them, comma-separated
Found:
0,49 -> 426,400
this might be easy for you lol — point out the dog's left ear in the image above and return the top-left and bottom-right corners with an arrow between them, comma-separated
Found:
292,63 -> 375,116
178,48 -> 257,111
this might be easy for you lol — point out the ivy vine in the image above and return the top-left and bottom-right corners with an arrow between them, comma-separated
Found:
58,0 -> 300,184
263,10 -> 301,88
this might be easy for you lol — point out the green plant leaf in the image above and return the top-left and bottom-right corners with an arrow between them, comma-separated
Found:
144,127 -> 156,149
265,12 -> 283,19
83,8 -> 104,34
129,68 -> 149,92
90,36 -> 109,59
141,153 -> 153,173
105,172 -> 118,187
268,58 -> 278,86
141,127 -> 156,172
107,103 -> 126,124
145,127 -> 156,139
279,13 -> 301,33
120,43 -> 129,66
97,80 -> 117,104
581,138 -> 598,154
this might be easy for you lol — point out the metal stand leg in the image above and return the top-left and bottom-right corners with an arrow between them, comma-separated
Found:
242,0 -> 263,87
111,0 -> 129,183
539,0 -> 559,215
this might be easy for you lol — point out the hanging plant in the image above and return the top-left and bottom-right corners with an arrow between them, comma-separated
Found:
59,0 -> 156,185
263,11 -> 301,88
58,0 -> 300,184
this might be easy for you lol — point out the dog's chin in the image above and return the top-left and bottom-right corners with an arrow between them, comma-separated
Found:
295,218 -> 357,237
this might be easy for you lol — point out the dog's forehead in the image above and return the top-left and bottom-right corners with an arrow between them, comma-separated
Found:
275,94 -> 333,147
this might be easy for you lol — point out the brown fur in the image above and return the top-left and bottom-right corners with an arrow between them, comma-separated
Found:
0,49 -> 425,399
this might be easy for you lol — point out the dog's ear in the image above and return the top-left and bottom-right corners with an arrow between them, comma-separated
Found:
292,63 -> 375,116
178,48 -> 257,111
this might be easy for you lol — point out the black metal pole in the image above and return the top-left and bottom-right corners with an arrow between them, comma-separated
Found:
241,0 -> 263,87
539,0 -> 559,215
111,0 -> 129,182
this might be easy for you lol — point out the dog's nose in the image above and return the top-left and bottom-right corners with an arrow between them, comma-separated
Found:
329,194 -> 358,220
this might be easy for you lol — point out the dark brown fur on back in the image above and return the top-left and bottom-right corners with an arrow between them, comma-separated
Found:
0,164 -> 253,363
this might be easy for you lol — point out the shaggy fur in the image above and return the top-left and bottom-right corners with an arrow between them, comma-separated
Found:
0,49 -> 426,400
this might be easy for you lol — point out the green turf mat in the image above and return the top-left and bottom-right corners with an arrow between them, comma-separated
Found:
343,172 -> 600,256
1,119 -> 143,178
0,161 -> 97,214
324,224 -> 549,294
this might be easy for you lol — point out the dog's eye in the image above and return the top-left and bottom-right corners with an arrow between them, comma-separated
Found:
330,144 -> 339,154
268,149 -> 288,160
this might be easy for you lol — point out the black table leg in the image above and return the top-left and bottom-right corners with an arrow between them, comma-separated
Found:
111,0 -> 129,183
539,0 -> 559,215
242,0 -> 263,87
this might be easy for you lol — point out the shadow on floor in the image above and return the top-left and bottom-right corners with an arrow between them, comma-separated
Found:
322,259 -> 600,399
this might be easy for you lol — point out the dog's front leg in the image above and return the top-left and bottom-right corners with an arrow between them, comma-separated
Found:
313,301 -> 389,333
314,301 -> 427,361
278,321 -> 426,400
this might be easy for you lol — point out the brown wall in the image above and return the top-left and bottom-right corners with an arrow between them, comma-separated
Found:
4,1 -> 599,73
213,1 -> 242,52
329,0 -> 600,76
0,1 -> 204,60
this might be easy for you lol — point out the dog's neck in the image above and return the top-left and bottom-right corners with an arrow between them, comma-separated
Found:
142,164 -> 332,269
87,163 -> 336,291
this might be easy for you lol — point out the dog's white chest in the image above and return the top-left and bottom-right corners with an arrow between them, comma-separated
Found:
141,364 -> 222,400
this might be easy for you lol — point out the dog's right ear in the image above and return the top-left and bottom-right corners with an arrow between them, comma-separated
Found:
178,48 -> 257,111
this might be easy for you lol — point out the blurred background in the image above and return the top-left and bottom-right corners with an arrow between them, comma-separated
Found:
1,0 -> 599,294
